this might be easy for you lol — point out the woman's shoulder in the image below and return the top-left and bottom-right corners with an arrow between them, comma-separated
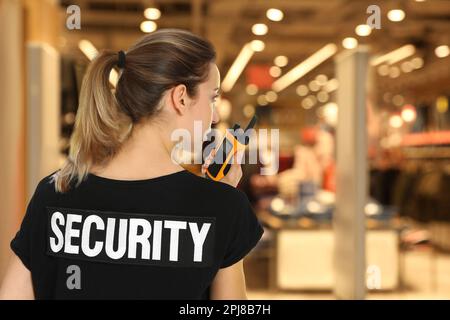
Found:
31,170 -> 60,199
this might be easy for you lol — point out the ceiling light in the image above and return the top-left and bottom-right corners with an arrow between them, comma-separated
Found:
315,74 -> 328,86
309,80 -> 320,92
355,24 -> 372,37
317,91 -> 329,103
302,96 -> 317,109
387,9 -> 405,22
435,45 -> 450,58
243,104 -> 255,118
257,94 -> 268,106
324,79 -> 339,93
252,23 -> 268,36
302,98 -> 314,109
265,91 -> 278,103
342,37 -> 358,49
371,44 -> 415,66
250,40 -> 265,52
272,43 -> 337,92
274,55 -> 288,67
389,66 -> 400,78
411,57 -> 424,69
401,61 -> 414,73
140,20 -> 157,33
144,8 -> 161,20
378,65 -> 390,76
79,40 -> 118,86
269,66 -> 282,77
296,85 -> 309,96
266,8 -> 283,22
222,43 -> 255,92
246,84 -> 258,95
306,95 -> 317,107
389,115 -> 403,128
79,39 -> 98,60
401,105 -> 417,123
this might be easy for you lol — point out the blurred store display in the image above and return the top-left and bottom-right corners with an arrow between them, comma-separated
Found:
2,0 -> 450,299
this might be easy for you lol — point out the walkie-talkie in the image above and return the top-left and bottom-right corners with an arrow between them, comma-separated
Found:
205,115 -> 257,181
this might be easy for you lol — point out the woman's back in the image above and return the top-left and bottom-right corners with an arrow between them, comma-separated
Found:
2,28 -> 264,300
11,169 -> 263,299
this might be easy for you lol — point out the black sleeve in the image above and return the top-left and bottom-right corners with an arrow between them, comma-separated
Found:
220,191 -> 264,268
10,183 -> 41,271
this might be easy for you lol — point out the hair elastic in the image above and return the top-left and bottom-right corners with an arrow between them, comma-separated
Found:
117,50 -> 126,69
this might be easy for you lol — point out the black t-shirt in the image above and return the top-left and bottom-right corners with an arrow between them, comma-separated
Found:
10,169 -> 264,299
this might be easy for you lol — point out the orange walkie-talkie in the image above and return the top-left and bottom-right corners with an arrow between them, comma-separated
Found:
205,115 -> 257,181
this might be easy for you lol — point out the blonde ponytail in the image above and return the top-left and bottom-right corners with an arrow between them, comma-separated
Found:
54,50 -> 133,192
54,29 -> 216,192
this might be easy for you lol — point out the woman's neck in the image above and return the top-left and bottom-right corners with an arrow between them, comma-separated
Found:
90,123 -> 185,180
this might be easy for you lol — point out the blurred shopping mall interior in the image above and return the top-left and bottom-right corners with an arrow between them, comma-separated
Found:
0,0 -> 450,299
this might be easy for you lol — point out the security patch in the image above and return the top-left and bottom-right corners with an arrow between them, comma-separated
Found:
46,207 -> 216,267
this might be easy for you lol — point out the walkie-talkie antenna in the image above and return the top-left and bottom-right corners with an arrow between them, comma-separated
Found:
244,115 -> 257,132
240,115 -> 257,145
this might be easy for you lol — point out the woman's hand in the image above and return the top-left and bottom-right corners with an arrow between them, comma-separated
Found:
202,147 -> 244,188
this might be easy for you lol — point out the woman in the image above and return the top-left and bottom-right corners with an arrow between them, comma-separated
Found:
0,29 -> 264,299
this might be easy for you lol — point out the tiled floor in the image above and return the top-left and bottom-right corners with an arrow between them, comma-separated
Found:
248,250 -> 450,300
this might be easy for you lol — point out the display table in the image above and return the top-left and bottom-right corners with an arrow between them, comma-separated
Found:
259,212 -> 400,291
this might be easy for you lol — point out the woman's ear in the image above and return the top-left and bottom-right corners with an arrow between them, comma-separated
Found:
170,84 -> 190,115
